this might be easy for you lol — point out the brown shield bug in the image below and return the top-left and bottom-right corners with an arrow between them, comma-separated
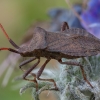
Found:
1,22 -> 99,90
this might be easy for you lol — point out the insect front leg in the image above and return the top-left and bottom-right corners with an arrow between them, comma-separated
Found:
19,57 -> 37,71
22,58 -> 40,91
58,59 -> 93,88
36,59 -> 58,90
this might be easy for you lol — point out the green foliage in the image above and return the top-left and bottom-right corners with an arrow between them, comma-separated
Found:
20,56 -> 100,100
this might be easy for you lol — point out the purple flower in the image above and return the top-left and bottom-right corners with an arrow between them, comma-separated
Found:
81,0 -> 100,38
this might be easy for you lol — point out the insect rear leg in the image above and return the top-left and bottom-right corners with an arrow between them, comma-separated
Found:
22,58 -> 40,91
58,59 -> 93,88
36,59 -> 58,90
61,22 -> 69,31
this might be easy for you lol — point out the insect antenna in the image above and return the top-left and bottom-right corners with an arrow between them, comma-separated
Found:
0,24 -> 19,49
0,24 -> 21,54
0,48 -> 20,54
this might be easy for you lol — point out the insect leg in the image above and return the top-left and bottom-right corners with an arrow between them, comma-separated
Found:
61,22 -> 69,31
36,59 -> 58,90
58,59 -> 93,88
23,58 -> 40,91
19,57 -> 37,70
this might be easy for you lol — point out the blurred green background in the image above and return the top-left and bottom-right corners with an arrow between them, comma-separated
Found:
0,0 -> 80,100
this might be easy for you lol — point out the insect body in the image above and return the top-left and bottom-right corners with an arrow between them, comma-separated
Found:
0,22 -> 99,90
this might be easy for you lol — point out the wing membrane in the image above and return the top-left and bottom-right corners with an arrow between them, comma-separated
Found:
46,32 -> 100,56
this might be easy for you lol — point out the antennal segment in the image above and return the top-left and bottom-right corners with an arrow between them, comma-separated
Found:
0,24 -> 19,49
0,48 -> 20,54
